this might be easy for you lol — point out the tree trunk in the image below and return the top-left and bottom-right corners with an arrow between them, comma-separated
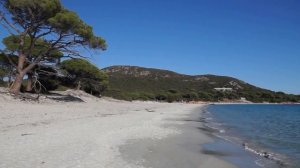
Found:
77,81 -> 81,90
7,72 -> 12,88
26,73 -> 33,92
10,73 -> 25,95
9,50 -> 27,95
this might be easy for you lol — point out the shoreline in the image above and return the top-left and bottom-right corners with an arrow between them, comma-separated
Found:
200,105 -> 265,168
0,92 -> 236,168
209,102 -> 300,105
119,105 -> 237,168
204,104 -> 295,168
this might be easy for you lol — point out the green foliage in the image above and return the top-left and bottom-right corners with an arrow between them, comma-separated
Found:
197,91 -> 213,101
61,59 -> 99,76
0,53 -> 13,81
0,52 -> 18,65
102,66 -> 300,103
0,0 -> 107,94
2,0 -> 107,55
182,92 -> 198,101
0,80 -> 6,87
166,93 -> 182,103
0,67 -> 9,83
2,35 -> 63,62
5,0 -> 62,23
3,0 -> 106,51
104,90 -> 156,101
40,77 -> 60,91
61,59 -> 108,95
55,85 -> 69,91
48,9 -> 82,33
0,68 -> 6,80
155,93 -> 167,101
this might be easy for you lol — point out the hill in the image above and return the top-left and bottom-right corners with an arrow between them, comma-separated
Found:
102,66 -> 300,103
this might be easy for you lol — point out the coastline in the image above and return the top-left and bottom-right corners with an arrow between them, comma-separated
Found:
0,92 -> 236,168
201,105 -> 265,168
204,104 -> 299,168
119,105 -> 237,168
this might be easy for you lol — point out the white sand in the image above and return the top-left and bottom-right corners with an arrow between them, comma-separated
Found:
0,90 -> 236,168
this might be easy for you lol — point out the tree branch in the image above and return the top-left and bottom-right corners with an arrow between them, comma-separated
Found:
0,49 -> 16,68
0,12 -> 21,34
36,28 -> 53,39
5,54 -> 17,68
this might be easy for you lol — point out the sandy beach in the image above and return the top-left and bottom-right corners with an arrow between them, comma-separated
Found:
0,90 -> 236,168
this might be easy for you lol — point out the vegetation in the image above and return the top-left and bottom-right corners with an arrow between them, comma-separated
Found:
60,59 -> 108,96
102,66 -> 300,103
1,52 -> 108,96
0,67 -> 7,81
0,53 -> 15,86
0,2 -> 297,102
0,0 -> 106,94
2,35 -> 64,92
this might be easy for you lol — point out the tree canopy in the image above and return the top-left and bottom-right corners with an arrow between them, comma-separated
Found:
61,59 -> 108,96
0,0 -> 107,94
2,35 -> 63,63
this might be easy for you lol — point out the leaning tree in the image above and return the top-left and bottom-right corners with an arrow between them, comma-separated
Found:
0,0 -> 106,94
1,35 -> 64,92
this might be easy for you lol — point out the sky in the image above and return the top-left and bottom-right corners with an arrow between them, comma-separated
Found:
1,0 -> 299,94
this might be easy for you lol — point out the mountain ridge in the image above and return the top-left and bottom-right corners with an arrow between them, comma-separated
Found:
102,65 -> 299,103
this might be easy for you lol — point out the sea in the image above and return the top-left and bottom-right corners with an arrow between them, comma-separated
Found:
203,104 -> 300,168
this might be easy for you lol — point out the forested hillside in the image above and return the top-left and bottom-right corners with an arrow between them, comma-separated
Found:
102,65 -> 300,103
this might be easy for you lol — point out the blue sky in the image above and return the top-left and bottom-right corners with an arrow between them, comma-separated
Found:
1,0 -> 299,94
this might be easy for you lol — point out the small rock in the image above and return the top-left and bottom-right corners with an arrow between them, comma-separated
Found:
145,109 -> 155,112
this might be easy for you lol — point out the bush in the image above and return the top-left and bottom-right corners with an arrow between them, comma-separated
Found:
155,93 -> 167,101
166,93 -> 181,102
0,80 -> 7,87
61,59 -> 108,96
39,77 -> 60,92
55,85 -> 69,91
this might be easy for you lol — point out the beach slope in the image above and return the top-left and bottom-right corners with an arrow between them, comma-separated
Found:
0,91 -> 236,168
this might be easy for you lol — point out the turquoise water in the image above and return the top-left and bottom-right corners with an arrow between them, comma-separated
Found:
206,104 -> 300,168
